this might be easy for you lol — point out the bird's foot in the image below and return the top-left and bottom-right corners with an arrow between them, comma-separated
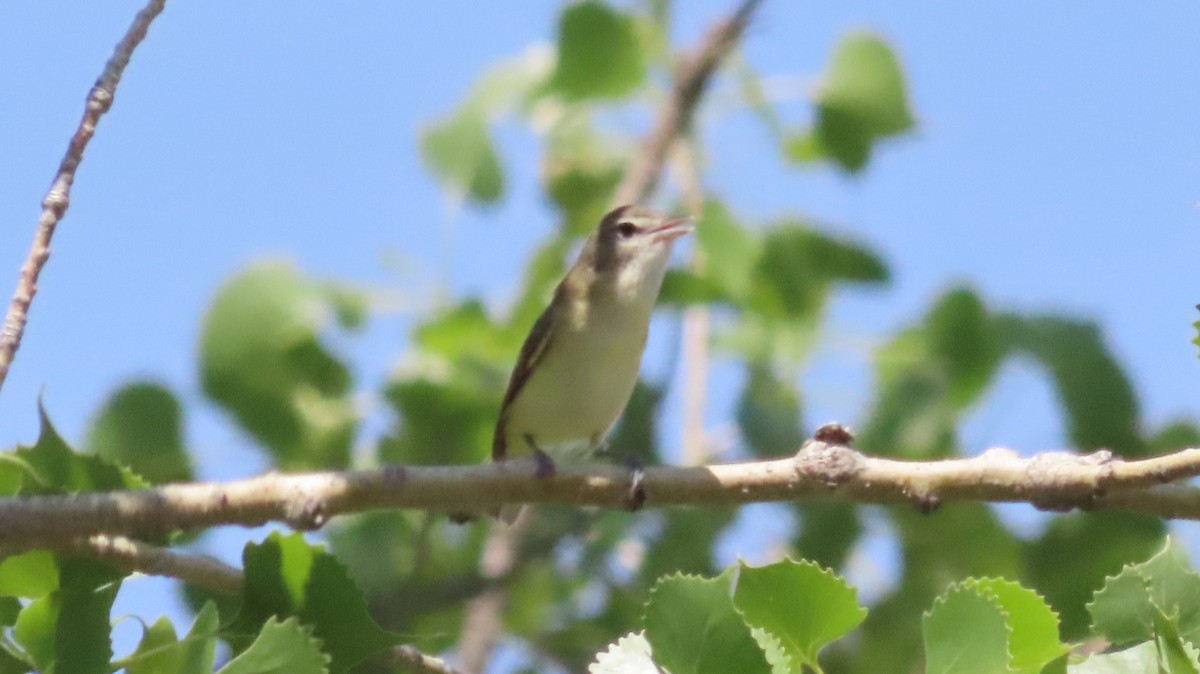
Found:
623,454 -> 647,511
524,434 -> 557,479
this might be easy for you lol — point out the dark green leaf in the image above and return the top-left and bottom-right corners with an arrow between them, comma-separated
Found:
218,617 -> 328,674
85,382 -> 192,484
658,269 -> 730,307
232,532 -> 400,673
379,376 -> 496,465
996,314 -> 1143,455
643,571 -> 770,674
200,262 -> 357,470
1148,420 -> 1200,453
1089,538 -> 1200,649
551,0 -> 645,100
14,406 -> 146,495
736,363 -> 803,458
607,381 -> 664,464
733,558 -> 867,671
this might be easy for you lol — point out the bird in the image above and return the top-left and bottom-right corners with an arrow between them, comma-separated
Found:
490,204 -> 692,522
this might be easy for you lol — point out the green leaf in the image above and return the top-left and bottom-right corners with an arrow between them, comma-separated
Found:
996,314 -> 1143,455
1089,538 -> 1200,648
1147,420 -> 1200,453
200,262 -> 358,470
750,223 -> 889,321
643,571 -> 770,674
1069,641 -> 1158,674
607,381 -> 664,465
12,561 -> 121,674
964,578 -> 1068,673
12,597 -> 55,669
793,32 -> 915,172
658,269 -> 731,307
379,375 -> 497,465
736,363 -> 803,458
231,533 -> 400,673
551,0 -> 645,100
413,299 -> 510,364
8,406 -> 148,498
694,200 -> 759,302
0,551 -> 58,599
1155,603 -> 1200,674
121,602 -> 218,674
733,558 -> 867,672
85,381 -> 192,484
1192,307 -> 1199,360
922,583 -> 1010,674
419,107 -> 504,204
218,617 -> 329,674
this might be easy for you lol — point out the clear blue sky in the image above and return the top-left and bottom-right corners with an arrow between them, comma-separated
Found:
1,0 -> 1198,661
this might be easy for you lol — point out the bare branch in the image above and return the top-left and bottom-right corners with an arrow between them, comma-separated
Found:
0,0 -> 167,393
612,0 -> 765,206
2,437 -> 1200,546
66,535 -> 243,595
384,645 -> 465,674
673,138 -> 711,466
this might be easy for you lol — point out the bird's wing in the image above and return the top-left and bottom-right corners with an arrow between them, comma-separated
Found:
492,289 -> 566,460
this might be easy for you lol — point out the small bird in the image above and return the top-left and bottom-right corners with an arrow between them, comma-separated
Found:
491,204 -> 692,522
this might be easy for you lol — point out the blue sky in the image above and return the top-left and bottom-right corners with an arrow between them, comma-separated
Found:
1,0 -> 1198,662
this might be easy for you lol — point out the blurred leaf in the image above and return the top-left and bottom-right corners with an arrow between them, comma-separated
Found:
732,55 -> 783,139
1155,604 -> 1200,674
1068,641 -> 1158,674
1089,538 -> 1200,649
85,381 -> 192,484
420,107 -> 504,204
414,300 -> 510,364
922,583 -> 1011,674
0,551 -> 58,599
996,314 -> 1143,455
750,223 -> 889,321
200,262 -> 357,470
231,532 -> 400,673
12,560 -> 120,674
736,363 -> 803,458
589,631 -> 657,674
792,503 -> 861,570
322,283 -> 369,330
964,578 -> 1069,672
1149,421 -> 1200,453
1024,512 -> 1165,639
694,200 -> 759,302
218,617 -> 328,674
659,270 -> 731,307
733,559 -> 867,672
608,381 -> 664,464
643,571 -> 770,674
791,32 -> 914,172
509,235 -> 572,331
544,111 -> 625,236
551,0 -> 645,100
641,509 -> 733,581
379,375 -> 496,465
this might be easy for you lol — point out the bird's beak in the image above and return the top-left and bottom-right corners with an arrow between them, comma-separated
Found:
649,215 -> 694,243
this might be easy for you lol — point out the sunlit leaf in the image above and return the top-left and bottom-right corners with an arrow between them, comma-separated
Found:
733,559 -> 867,672
420,107 -> 504,204
589,631 -> 658,674
1068,641 -> 1159,674
0,551 -> 58,599
923,583 -> 1009,674
643,571 -> 770,674
218,617 -> 328,674
964,578 -> 1069,672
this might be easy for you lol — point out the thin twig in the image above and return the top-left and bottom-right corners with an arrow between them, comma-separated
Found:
612,0 -> 765,206
3,439 -> 1200,546
68,534 -> 243,595
385,645 -> 465,674
0,0 -> 168,394
457,511 -> 530,674
673,139 -> 710,466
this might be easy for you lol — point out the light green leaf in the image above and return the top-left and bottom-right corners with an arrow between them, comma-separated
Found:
1068,641 -> 1159,674
378,375 -> 496,465
419,107 -> 504,204
733,558 -> 867,672
793,32 -> 914,172
659,269 -> 731,307
643,571 -> 771,674
230,533 -> 399,673
121,602 -> 219,674
0,551 -> 58,599
551,0 -> 645,100
922,584 -> 1010,674
589,631 -> 658,674
964,578 -> 1068,673
85,381 -> 192,484
1155,604 -> 1200,674
1089,538 -> 1200,648
694,200 -> 759,302
200,261 -> 358,470
219,617 -> 328,674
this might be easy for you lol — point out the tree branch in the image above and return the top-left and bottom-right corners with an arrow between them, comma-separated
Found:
65,535 -> 243,595
3,432 -> 1200,546
611,0 -> 764,206
0,0 -> 168,394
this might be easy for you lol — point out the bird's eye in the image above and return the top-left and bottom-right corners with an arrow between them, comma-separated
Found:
617,222 -> 638,238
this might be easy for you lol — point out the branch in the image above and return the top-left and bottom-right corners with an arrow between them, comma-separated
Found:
3,430 -> 1200,546
611,0 -> 764,206
65,535 -> 243,595
0,0 -> 168,394
383,646 -> 464,674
